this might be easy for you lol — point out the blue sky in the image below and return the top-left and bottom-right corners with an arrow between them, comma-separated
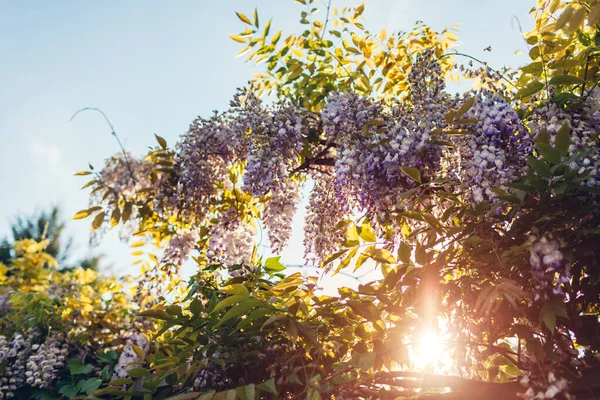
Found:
0,0 -> 534,278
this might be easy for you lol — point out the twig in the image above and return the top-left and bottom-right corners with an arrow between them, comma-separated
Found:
441,52 -> 517,90
70,107 -> 138,184
290,143 -> 335,175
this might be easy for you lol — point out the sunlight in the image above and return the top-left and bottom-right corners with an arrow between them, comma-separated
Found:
413,330 -> 445,369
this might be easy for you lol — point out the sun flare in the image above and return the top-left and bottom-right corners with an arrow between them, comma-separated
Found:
414,330 -> 445,368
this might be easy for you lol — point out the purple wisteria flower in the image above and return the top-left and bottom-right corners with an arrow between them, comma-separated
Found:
457,93 -> 532,202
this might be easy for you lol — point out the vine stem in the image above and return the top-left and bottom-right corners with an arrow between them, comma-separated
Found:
70,107 -> 137,184
441,51 -> 517,90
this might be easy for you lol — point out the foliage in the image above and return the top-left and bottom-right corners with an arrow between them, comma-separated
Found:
4,0 -> 600,399
0,239 -> 137,399
231,1 -> 459,111
0,206 -> 101,271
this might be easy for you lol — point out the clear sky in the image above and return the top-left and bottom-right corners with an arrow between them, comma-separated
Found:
0,0 -> 534,281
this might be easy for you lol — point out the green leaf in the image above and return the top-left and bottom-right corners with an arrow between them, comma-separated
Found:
74,171 -> 92,176
335,246 -> 358,274
549,75 -> 584,86
348,300 -> 380,320
520,61 -> 544,74
67,359 -> 93,375
166,304 -> 183,316
346,223 -> 359,243
154,134 -> 167,149
535,129 -> 551,144
353,351 -> 376,371
81,378 -> 102,395
536,143 -> 562,164
423,213 -> 443,231
456,96 -> 475,117
167,393 -> 205,400
190,298 -> 203,315
212,295 -> 247,313
109,378 -> 134,386
97,350 -> 118,364
514,81 -> 544,100
540,302 -> 556,333
257,378 -> 277,395
137,309 -> 172,320
555,121 -> 571,157
59,384 -> 80,399
526,155 -> 552,177
237,383 -> 256,400
81,179 -> 100,189
127,367 -> 151,378
399,167 -> 421,183
236,308 -> 271,330
264,256 -> 286,272
218,300 -> 262,325
122,202 -> 133,222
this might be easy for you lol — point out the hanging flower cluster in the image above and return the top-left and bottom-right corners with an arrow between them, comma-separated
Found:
320,64 -> 448,219
240,96 -> 304,197
89,151 -> 158,245
528,233 -> 569,301
113,331 -> 149,379
457,93 -> 532,202
161,112 -> 237,223
262,178 -> 301,254
519,331 -> 579,400
526,91 -> 600,189
24,333 -> 68,388
0,329 -> 67,398
162,229 -> 198,266
99,152 -> 154,199
207,208 -> 256,268
304,171 -> 349,263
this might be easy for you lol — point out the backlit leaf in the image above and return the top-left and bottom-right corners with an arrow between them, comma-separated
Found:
399,167 -> 421,183
229,34 -> 247,43
236,12 -> 252,25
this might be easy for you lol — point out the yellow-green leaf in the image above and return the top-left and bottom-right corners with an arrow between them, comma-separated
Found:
91,212 -> 105,231
456,96 -> 475,118
589,3 -> 600,26
555,121 -> 571,157
399,167 -> 421,183
229,34 -> 246,44
549,75 -> 584,86
363,247 -> 395,265
154,134 -> 167,149
127,368 -> 150,378
110,207 -> 121,228
212,295 -> 247,313
221,284 -> 249,296
514,81 -> 544,100
73,208 -> 95,220
236,12 -> 252,25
